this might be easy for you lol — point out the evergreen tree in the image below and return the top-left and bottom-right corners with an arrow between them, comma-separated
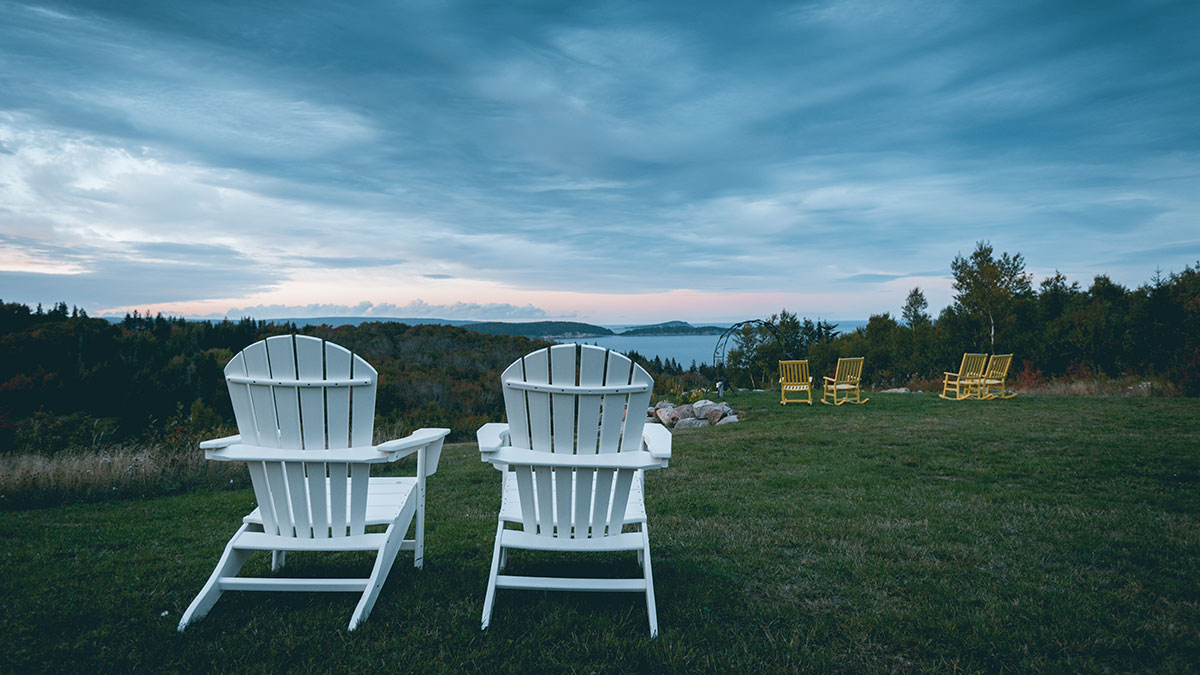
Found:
901,287 -> 930,329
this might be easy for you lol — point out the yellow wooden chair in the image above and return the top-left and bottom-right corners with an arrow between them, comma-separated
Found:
940,353 -> 987,401
822,357 -> 868,405
778,360 -> 813,405
979,354 -> 1015,399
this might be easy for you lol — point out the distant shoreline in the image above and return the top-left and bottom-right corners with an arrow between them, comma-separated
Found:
100,315 -> 868,338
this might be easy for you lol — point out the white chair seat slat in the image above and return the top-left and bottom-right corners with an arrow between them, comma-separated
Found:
497,529 -> 645,553
244,477 -> 417,528
233,530 -> 389,552
498,470 -> 646,527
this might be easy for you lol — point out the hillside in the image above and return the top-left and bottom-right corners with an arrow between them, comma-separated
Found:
619,321 -> 726,336
464,321 -> 613,338
263,316 -> 480,328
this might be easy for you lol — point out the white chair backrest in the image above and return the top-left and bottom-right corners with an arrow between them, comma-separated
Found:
501,344 -> 653,538
225,334 -> 378,539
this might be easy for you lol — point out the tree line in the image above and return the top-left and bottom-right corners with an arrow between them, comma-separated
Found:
2,244 -> 1196,453
724,243 -> 1200,395
0,305 -> 694,453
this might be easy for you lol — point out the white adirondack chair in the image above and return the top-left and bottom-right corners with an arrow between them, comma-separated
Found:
178,335 -> 450,632
477,344 -> 672,637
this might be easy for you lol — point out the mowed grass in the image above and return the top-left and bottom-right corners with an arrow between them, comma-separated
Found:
1,393 -> 1197,673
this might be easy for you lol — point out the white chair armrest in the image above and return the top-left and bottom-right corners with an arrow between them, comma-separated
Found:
199,434 -> 241,450
477,423 -> 511,454
375,427 -> 451,475
203,428 -> 450,468
483,446 -> 664,470
375,427 -> 450,456
205,444 -> 393,463
641,424 -> 672,461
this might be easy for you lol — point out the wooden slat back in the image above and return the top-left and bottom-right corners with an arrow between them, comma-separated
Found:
985,354 -> 1013,379
961,353 -> 988,379
550,344 -> 577,454
575,346 -> 606,455
836,357 -> 864,384
223,335 -> 378,539
597,351 -> 630,454
779,360 -> 810,385
500,346 -> 653,538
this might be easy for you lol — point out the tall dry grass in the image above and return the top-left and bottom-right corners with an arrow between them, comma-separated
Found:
0,421 -> 432,510
0,443 -> 248,510
1021,374 -> 1180,397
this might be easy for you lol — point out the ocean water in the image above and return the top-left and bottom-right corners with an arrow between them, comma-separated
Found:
555,320 -> 868,366
555,334 -> 722,367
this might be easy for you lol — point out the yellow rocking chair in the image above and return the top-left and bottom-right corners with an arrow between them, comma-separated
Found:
779,360 -> 813,405
940,353 -> 987,401
822,357 -> 868,405
979,354 -> 1015,399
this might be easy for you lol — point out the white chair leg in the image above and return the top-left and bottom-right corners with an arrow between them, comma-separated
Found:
642,524 -> 658,638
481,522 -> 505,630
271,550 -> 286,571
499,547 -> 507,571
178,524 -> 253,631
414,473 -> 426,569
348,510 -> 410,631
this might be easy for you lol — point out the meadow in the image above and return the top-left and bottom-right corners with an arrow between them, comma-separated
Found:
1,392 -> 1197,673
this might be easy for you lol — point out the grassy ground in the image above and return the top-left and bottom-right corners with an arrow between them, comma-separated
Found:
2,393 -> 1197,673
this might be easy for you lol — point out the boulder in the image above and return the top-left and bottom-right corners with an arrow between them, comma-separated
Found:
671,404 -> 696,423
691,399 -> 718,418
654,408 -> 674,427
655,401 -> 674,409
880,387 -> 910,393
715,415 -> 740,425
675,418 -> 708,429
705,408 -> 726,425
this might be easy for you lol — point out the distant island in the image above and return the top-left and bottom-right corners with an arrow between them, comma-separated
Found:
618,321 -> 727,336
465,321 -> 614,338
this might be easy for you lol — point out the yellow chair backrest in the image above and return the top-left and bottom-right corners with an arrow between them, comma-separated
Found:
834,357 -> 864,383
959,353 -> 988,380
779,360 -> 810,384
984,354 -> 1012,380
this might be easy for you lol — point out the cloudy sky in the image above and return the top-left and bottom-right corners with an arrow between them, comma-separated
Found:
1,0 -> 1198,324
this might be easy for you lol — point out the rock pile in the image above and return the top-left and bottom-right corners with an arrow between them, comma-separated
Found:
647,399 -> 739,429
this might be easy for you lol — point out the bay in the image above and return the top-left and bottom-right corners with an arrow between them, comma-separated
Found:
554,334 -> 721,366
554,320 -> 869,367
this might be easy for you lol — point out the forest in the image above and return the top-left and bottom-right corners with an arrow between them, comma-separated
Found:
1,243 -> 1197,455
725,243 -> 1200,396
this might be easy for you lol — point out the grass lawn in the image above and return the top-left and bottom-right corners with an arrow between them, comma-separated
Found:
2,393 -> 1198,672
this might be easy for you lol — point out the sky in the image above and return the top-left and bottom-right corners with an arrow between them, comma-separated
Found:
1,0 -> 1198,324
